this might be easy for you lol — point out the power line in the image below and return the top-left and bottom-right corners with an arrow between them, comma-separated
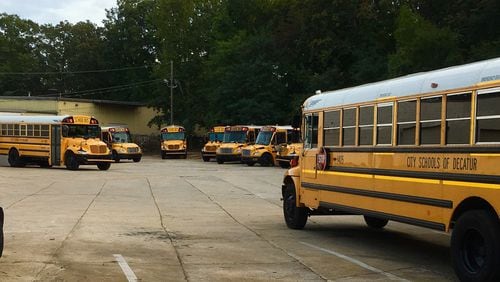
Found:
39,79 -> 163,97
0,65 -> 150,76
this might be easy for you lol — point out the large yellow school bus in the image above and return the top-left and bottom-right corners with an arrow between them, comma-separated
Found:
283,57 -> 500,281
160,125 -> 187,159
275,127 -> 302,168
0,115 -> 112,170
101,126 -> 142,162
216,125 -> 261,164
201,125 -> 225,162
241,125 -> 295,166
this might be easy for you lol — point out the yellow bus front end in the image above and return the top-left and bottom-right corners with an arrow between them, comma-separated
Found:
160,125 -> 187,159
216,125 -> 260,164
241,126 -> 291,167
201,126 -> 225,162
101,126 -> 142,162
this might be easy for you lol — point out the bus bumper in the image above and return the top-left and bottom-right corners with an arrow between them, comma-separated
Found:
162,150 -> 187,155
117,153 -> 142,160
201,151 -> 216,158
216,154 -> 241,162
76,154 -> 113,164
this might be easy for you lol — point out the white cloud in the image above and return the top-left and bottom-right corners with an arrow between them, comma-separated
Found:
0,0 -> 117,26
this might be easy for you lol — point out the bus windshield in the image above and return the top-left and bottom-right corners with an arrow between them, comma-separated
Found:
111,132 -> 132,143
63,125 -> 101,139
256,131 -> 273,145
223,131 -> 247,143
162,132 -> 185,141
209,132 -> 224,142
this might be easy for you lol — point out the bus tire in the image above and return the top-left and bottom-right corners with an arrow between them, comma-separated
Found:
97,162 -> 111,171
133,157 -> 141,162
202,156 -> 210,162
217,158 -> 224,164
8,148 -> 25,167
283,181 -> 308,229
65,152 -> 79,170
161,152 -> 167,159
246,161 -> 255,167
112,151 -> 120,163
364,215 -> 388,229
259,153 -> 273,167
451,210 -> 500,282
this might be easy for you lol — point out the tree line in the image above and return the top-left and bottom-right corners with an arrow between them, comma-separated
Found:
1,0 -> 499,133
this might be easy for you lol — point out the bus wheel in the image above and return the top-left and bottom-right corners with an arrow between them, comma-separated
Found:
161,152 -> 167,159
133,157 -> 141,162
283,181 -> 308,229
97,162 -> 111,171
217,158 -> 224,164
451,210 -> 500,282
246,161 -> 255,166
259,153 -> 273,167
364,216 -> 388,229
8,148 -> 25,167
202,156 -> 210,162
112,151 -> 120,163
65,152 -> 79,170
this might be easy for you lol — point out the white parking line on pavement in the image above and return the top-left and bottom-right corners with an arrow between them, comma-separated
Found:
300,242 -> 409,281
113,254 -> 138,282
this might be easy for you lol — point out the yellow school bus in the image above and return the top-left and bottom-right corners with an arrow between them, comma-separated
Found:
201,125 -> 225,162
275,127 -> 302,168
0,115 -> 112,170
101,126 -> 142,162
160,125 -> 187,159
241,125 -> 296,166
283,57 -> 500,281
216,125 -> 261,164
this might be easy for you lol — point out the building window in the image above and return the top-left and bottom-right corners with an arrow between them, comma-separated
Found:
446,93 -> 471,144
397,100 -> 416,145
476,89 -> 500,143
324,110 -> 340,146
359,106 -> 374,145
342,108 -> 356,146
420,96 -> 442,145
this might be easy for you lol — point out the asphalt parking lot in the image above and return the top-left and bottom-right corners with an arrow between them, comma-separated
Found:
0,154 -> 457,281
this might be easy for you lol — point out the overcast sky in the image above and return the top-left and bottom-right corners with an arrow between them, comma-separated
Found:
0,0 -> 117,26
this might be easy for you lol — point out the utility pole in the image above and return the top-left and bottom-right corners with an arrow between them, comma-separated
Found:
170,60 -> 173,125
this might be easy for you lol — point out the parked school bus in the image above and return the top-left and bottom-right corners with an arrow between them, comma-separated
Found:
101,126 -> 142,162
275,127 -> 302,168
282,57 -> 500,281
241,125 -> 294,166
160,125 -> 187,159
0,115 -> 112,170
201,125 -> 225,162
216,125 -> 261,164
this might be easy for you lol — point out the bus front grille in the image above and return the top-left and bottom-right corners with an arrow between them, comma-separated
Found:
219,148 -> 233,154
90,145 -> 108,154
127,147 -> 139,153
205,145 -> 217,152
168,145 -> 180,150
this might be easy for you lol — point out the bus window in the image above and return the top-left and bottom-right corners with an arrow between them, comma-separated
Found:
420,96 -> 442,145
342,108 -> 356,146
359,106 -> 374,146
397,100 -> 416,145
275,132 -> 287,145
446,93 -> 471,144
304,114 -> 318,149
476,89 -> 500,143
377,103 -> 393,145
324,110 -> 340,146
